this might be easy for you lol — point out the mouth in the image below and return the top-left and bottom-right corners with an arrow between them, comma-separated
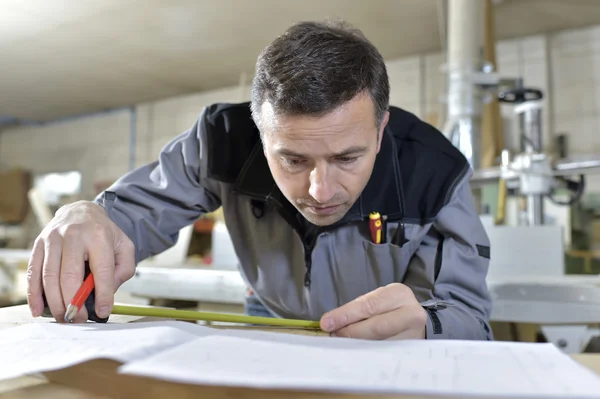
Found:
306,204 -> 343,215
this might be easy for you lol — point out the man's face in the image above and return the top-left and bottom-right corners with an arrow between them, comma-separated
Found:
260,93 -> 389,226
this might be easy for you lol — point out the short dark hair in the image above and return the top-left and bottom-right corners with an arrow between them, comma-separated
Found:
250,20 -> 390,131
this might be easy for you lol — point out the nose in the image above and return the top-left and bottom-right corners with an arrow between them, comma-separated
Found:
308,165 -> 335,204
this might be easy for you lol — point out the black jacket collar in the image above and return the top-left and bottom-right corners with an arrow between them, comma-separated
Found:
233,127 -> 404,223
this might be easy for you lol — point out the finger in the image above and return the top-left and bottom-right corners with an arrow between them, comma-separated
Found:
87,231 -> 115,319
72,304 -> 89,324
26,239 -> 45,317
332,305 -> 427,340
113,236 -> 136,291
42,233 -> 66,322
60,228 -> 86,320
321,283 -> 409,332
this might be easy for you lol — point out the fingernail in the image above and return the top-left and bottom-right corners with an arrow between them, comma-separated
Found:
322,317 -> 334,331
97,307 -> 110,318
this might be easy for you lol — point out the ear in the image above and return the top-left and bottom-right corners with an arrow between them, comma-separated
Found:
376,111 -> 390,153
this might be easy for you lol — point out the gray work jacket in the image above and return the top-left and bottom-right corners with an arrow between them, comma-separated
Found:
95,102 -> 493,340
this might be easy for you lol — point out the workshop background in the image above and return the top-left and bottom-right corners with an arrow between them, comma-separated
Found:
1,0 -> 600,349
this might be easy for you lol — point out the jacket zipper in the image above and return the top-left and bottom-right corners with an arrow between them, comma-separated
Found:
268,199 -> 319,289
303,241 -> 314,287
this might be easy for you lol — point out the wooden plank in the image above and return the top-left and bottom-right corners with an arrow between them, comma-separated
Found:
38,359 -> 451,399
573,354 -> 600,373
0,384 -> 101,399
30,355 -> 600,399
0,375 -> 46,396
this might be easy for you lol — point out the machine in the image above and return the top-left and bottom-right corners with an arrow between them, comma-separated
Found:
441,0 -> 600,353
470,87 -> 596,226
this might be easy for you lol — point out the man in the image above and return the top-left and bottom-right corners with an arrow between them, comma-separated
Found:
26,21 -> 493,340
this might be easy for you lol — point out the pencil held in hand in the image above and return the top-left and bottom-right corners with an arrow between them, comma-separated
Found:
64,273 -> 95,322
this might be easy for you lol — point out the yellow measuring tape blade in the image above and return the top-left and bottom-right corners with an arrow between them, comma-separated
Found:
111,304 -> 322,329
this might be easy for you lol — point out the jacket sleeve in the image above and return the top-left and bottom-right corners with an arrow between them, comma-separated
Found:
403,167 -> 493,340
94,109 -> 222,264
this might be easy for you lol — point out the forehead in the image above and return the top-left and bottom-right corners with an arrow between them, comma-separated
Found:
260,93 -> 377,143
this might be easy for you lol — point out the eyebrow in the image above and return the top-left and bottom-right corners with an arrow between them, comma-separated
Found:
275,146 -> 368,158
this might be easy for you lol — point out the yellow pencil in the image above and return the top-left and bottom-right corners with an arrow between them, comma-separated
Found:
111,304 -> 322,329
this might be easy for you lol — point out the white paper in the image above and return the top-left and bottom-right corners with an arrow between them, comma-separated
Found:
0,321 -> 212,380
120,334 -> 600,398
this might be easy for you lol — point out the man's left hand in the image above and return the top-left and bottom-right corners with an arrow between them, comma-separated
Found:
319,283 -> 427,340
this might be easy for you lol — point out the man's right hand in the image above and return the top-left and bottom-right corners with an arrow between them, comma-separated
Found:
26,200 -> 136,323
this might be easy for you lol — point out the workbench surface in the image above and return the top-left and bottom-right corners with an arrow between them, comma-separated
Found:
1,305 -> 599,399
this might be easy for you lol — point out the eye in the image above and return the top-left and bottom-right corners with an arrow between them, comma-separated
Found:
336,156 -> 358,164
281,157 -> 306,168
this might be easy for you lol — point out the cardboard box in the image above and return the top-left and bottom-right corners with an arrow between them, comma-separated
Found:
0,169 -> 31,224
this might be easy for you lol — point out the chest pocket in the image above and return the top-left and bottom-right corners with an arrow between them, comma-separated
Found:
363,242 -> 409,287
329,222 -> 418,305
362,223 -> 417,289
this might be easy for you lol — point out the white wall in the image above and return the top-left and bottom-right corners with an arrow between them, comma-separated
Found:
1,24 -> 599,199
0,85 -> 251,198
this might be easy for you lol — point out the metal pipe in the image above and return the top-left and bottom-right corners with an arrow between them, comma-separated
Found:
471,156 -> 600,188
442,0 -> 485,171
516,101 -> 545,225
526,195 -> 544,226
519,104 -> 543,153
525,107 -> 544,225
